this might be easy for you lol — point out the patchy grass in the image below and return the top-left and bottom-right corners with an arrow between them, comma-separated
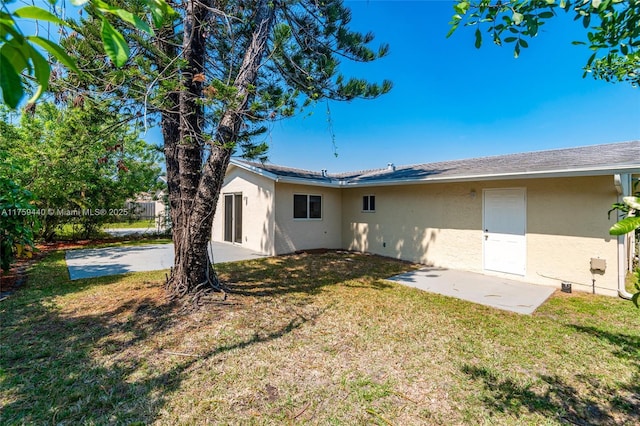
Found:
52,223 -> 112,240
626,270 -> 639,294
77,237 -> 173,250
104,219 -> 157,229
1,251 -> 639,425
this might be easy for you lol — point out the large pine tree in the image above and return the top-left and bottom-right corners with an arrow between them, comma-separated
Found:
62,0 -> 391,304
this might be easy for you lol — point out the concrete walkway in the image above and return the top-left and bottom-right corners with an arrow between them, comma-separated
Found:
65,242 -> 268,280
386,268 -> 556,315
103,228 -> 163,237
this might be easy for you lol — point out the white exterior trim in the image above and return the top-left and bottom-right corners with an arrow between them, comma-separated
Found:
231,159 -> 640,189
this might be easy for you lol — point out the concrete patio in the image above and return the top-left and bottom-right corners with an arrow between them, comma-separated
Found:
65,242 -> 268,280
387,267 -> 556,315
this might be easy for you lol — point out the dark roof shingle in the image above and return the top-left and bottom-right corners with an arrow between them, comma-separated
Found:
232,141 -> 640,186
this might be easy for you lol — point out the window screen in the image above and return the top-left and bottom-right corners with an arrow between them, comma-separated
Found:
363,195 -> 376,212
309,195 -> 322,219
294,194 -> 322,219
293,194 -> 308,219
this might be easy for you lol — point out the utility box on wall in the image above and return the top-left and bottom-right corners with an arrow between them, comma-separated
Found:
590,258 -> 606,272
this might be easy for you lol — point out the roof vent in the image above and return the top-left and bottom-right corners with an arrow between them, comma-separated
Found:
387,163 -> 396,172
321,169 -> 328,177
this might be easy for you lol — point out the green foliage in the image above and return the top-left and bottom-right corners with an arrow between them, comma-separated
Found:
62,0 -> 392,160
0,153 -> 37,272
0,102 -> 162,240
609,188 -> 640,307
269,1 -> 392,104
448,0 -> 640,86
0,4 -> 78,108
610,215 -> 640,235
100,18 -> 130,67
0,0 -> 176,108
631,268 -> 640,308
609,195 -> 640,235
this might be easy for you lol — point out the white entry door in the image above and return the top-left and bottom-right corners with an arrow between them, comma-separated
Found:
483,188 -> 526,275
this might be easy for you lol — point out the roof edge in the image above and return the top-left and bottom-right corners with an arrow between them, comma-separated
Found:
229,158 -> 280,181
342,165 -> 640,187
230,157 -> 640,188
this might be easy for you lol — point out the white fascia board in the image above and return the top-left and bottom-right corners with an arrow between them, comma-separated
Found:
230,159 -> 640,188
229,159 -> 280,181
340,165 -> 640,188
275,176 -> 341,188
228,160 -> 341,187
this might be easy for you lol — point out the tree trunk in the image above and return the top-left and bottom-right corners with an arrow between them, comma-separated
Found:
164,0 -> 214,301
164,0 -> 276,304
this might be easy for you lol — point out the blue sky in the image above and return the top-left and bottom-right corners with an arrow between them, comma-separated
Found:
254,0 -> 639,172
11,1 -> 639,173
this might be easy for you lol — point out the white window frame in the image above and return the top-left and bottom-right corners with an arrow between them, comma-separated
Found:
293,194 -> 322,220
362,194 -> 376,213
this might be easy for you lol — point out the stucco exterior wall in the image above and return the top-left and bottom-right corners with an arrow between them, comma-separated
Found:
273,182 -> 342,254
212,166 -> 275,255
342,183 -> 483,270
525,176 -> 619,296
342,176 -> 620,295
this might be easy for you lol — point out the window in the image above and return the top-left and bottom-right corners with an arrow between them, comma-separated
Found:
309,195 -> 322,218
362,195 -> 376,212
294,194 -> 322,219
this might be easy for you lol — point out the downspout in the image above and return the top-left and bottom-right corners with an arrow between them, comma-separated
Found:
615,173 -> 633,300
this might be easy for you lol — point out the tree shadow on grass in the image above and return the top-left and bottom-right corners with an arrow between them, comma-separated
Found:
569,324 -> 640,417
569,324 -> 640,363
461,365 -> 618,425
0,254 -> 317,424
461,324 -> 640,425
1,292 -> 176,424
1,295 -> 313,424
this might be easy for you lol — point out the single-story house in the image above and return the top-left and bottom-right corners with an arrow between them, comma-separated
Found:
212,141 -> 640,297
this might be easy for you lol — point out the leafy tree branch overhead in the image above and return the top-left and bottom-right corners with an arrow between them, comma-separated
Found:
448,0 -> 640,86
0,0 -> 176,108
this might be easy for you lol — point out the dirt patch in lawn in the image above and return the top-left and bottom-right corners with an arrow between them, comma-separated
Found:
0,242 -> 95,298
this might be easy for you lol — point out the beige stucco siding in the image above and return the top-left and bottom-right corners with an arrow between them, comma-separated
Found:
525,176 -> 619,295
212,166 -> 275,255
342,176 -> 620,295
342,183 -> 483,269
274,182 -> 342,254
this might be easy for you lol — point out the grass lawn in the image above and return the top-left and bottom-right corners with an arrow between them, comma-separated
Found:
1,251 -> 639,425
104,219 -> 157,229
53,223 -> 112,240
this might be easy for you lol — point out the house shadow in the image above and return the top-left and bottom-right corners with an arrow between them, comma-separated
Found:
222,251 -> 398,297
